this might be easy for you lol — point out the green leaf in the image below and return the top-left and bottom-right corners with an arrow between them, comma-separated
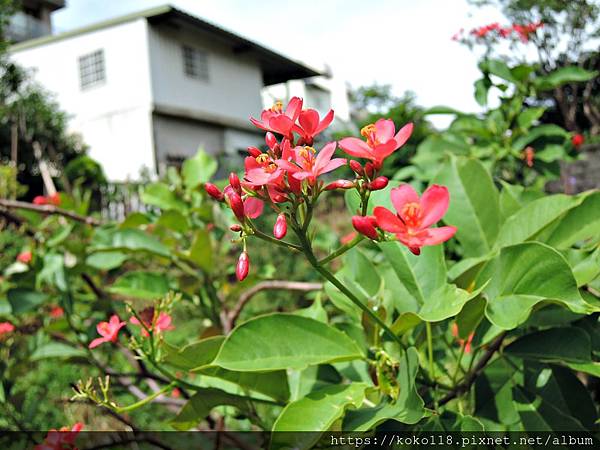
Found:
481,59 -> 518,85
30,343 -> 87,361
511,124 -> 568,151
141,182 -> 187,211
517,107 -> 545,130
156,210 -> 190,233
86,251 -> 127,270
505,328 -> 591,364
199,367 -> 290,402
544,192 -> 600,249
7,288 -> 48,314
108,272 -> 169,300
182,148 -> 218,189
170,388 -> 255,431
535,66 -> 598,91
474,77 -> 491,106
343,347 -> 425,430
101,229 -> 170,257
476,243 -> 595,329
380,242 -> 480,322
213,314 -> 364,372
272,383 -> 367,449
188,230 -> 213,273
164,336 -> 225,371
432,156 -> 500,257
494,193 -> 584,248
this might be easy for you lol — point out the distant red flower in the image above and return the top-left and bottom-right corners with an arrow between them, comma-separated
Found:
0,322 -> 15,335
451,323 -> 474,354
340,231 -> 357,245
130,309 -> 174,337
572,134 -> 585,148
89,315 -> 126,349
171,387 -> 181,398
32,193 -> 61,206
50,306 -> 64,318
374,184 -> 456,255
35,422 -> 84,450
16,250 -> 32,264
523,146 -> 535,167
33,196 -> 47,205
339,119 -> 413,168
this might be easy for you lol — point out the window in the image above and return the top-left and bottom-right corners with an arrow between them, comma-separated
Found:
79,49 -> 105,90
182,45 -> 209,81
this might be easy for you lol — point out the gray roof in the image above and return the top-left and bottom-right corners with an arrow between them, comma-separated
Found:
10,4 -> 321,85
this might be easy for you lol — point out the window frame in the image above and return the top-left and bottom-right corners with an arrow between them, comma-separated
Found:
78,49 -> 106,91
182,44 -> 210,81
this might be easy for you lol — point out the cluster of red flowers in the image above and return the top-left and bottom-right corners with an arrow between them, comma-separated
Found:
33,192 -> 61,206
89,310 -> 173,349
453,21 -> 543,43
34,423 -> 83,450
205,98 -> 456,280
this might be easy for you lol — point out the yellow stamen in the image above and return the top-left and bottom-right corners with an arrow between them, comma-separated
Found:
360,124 -> 377,138
256,153 -> 270,164
271,100 -> 283,113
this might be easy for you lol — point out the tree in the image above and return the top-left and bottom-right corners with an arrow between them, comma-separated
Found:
465,0 -> 600,133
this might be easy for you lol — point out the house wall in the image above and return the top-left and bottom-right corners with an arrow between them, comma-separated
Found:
10,19 -> 156,181
148,23 -> 264,126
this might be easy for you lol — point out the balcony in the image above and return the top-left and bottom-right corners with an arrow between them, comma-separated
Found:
6,12 -> 52,43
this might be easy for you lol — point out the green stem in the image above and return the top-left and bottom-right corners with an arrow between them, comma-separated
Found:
426,322 -> 435,381
318,235 -> 364,265
114,382 -> 177,413
452,342 -> 467,387
249,222 -> 302,252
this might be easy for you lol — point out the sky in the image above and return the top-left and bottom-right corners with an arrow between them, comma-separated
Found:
53,0 -> 509,116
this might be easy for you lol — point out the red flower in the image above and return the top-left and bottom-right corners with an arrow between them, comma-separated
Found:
50,306 -> 64,318
0,322 -> 15,335
250,97 -> 303,139
35,422 -> 84,450
523,146 -> 535,167
244,152 -> 284,187
89,315 -> 126,349
16,250 -> 32,264
130,310 -> 174,337
373,184 -> 457,255
276,142 -> 346,185
48,193 -> 61,206
204,183 -> 224,201
324,179 -> 355,190
451,323 -> 474,354
572,134 -> 585,148
339,119 -> 413,168
33,196 -> 47,205
340,231 -> 357,245
293,108 -> 334,145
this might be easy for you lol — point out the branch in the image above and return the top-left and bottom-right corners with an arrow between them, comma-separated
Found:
434,331 -> 508,408
224,280 -> 322,332
0,198 -> 102,225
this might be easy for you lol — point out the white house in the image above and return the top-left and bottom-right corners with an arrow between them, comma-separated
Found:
9,4 -> 327,181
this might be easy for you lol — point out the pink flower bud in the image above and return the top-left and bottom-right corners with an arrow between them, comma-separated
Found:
247,146 -> 262,157
349,160 -> 363,176
352,215 -> 379,240
236,251 -> 250,281
226,191 -> 245,222
364,162 -> 375,178
273,213 -> 287,239
229,173 -> 242,194
17,251 -> 32,264
369,176 -> 389,191
204,183 -> 224,201
265,132 -> 278,149
33,196 -> 47,205
325,180 -> 355,190
230,224 -> 242,232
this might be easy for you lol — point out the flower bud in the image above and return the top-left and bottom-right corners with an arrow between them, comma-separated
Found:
225,191 -> 245,222
273,213 -> 288,239
349,160 -> 363,176
247,146 -> 262,157
325,180 -> 355,190
229,172 -> 242,194
230,224 -> 242,232
265,132 -> 278,149
369,176 -> 389,191
236,251 -> 250,281
364,162 -> 375,178
352,215 -> 379,240
32,196 -> 47,205
204,183 -> 224,201
16,251 -> 32,264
